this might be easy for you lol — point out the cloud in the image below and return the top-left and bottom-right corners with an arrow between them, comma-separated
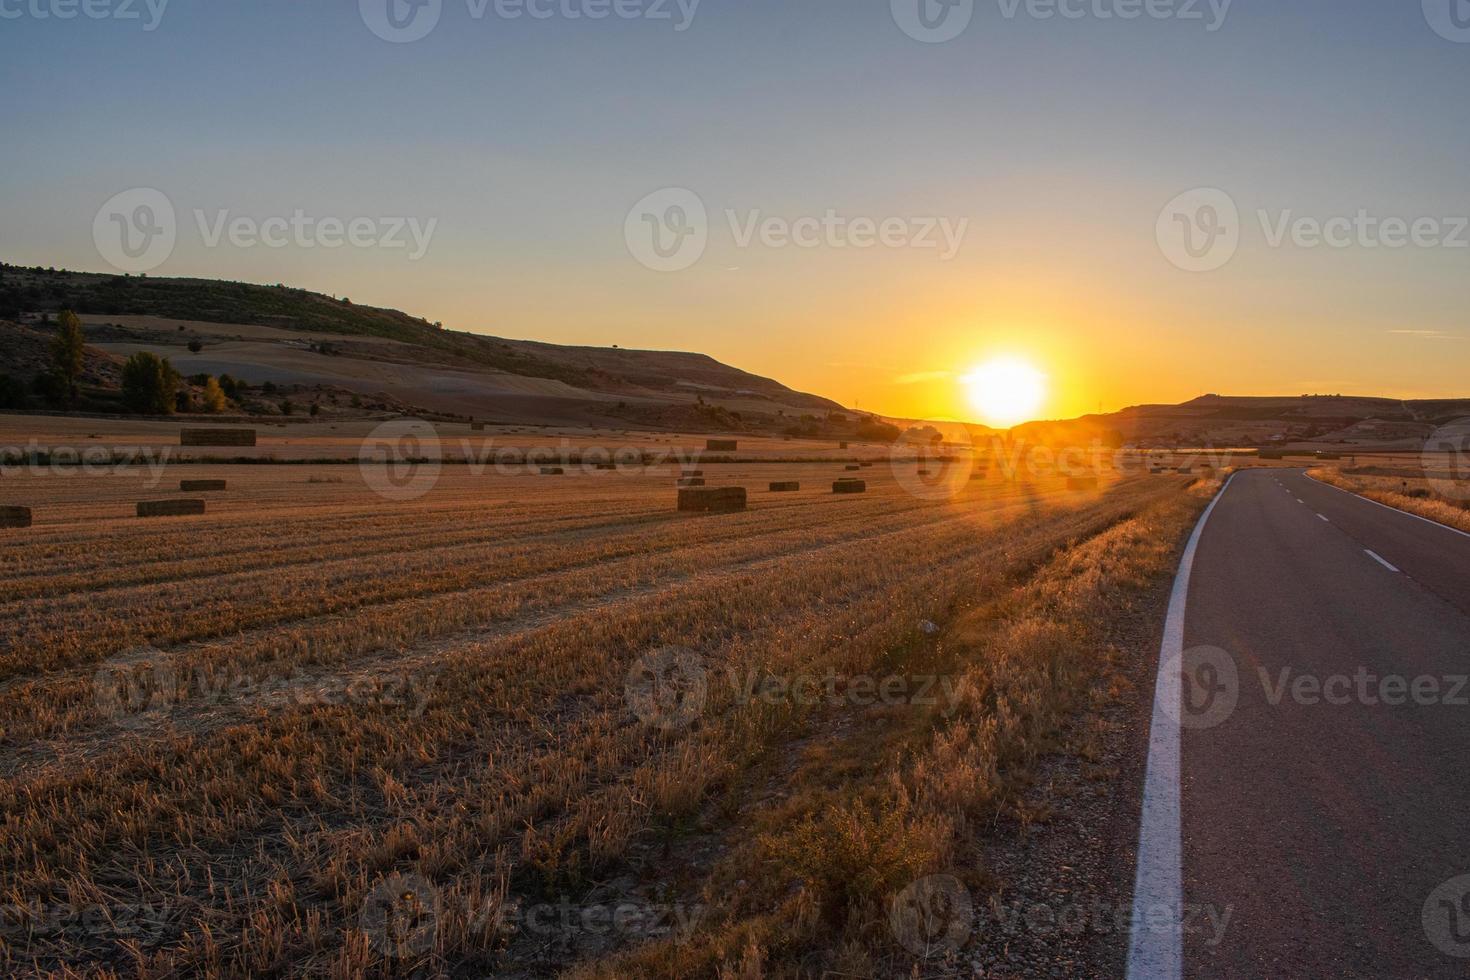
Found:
1388,329 -> 1463,340
893,370 -> 953,385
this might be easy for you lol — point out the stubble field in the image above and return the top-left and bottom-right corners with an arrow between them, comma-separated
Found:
0,445 -> 1219,978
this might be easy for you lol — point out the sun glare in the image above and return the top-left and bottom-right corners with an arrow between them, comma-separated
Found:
963,357 -> 1047,427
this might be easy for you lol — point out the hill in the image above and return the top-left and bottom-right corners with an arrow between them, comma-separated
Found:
0,264 -> 853,431
1014,394 -> 1470,451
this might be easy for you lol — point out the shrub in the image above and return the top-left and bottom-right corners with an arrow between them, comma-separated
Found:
202,377 -> 228,413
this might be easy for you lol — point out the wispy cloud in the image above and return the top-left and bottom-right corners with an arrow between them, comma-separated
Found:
893,370 -> 953,385
1388,329 -> 1463,340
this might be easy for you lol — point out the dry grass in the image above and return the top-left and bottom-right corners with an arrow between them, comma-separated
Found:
0,458 -> 1210,977
1307,466 -> 1470,535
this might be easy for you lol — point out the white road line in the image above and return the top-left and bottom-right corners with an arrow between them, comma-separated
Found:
1127,472 -> 1237,980
1365,549 -> 1400,572
1304,472 -> 1470,542
1318,514 -> 1330,522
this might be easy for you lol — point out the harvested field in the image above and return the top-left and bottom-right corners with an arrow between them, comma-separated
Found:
0,451 -> 1212,977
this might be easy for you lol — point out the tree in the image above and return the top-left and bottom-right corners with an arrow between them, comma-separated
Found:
52,310 -> 85,403
202,377 -> 227,413
309,402 -> 321,417
188,339 -> 203,354
0,374 -> 29,409
121,352 -> 181,415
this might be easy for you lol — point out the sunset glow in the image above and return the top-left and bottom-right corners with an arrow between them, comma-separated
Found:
963,357 -> 1048,428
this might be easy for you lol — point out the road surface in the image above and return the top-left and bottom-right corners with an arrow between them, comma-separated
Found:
1131,467 -> 1470,978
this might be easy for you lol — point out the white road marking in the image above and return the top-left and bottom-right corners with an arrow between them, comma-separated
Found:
1318,514 -> 1330,522
1127,472 -> 1237,980
1365,549 -> 1399,572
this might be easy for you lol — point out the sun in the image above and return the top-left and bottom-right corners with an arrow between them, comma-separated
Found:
962,357 -> 1047,427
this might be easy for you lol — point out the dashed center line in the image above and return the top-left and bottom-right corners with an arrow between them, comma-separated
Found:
1318,514 -> 1329,522
1365,549 -> 1399,572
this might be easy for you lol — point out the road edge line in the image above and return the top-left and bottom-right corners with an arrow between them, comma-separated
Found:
1304,472 -> 1470,541
1126,471 -> 1237,980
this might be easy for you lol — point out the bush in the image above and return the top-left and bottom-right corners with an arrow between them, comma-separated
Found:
121,352 -> 181,415
188,339 -> 203,353
30,370 -> 70,408
0,374 -> 29,409
281,399 -> 295,416
202,377 -> 228,414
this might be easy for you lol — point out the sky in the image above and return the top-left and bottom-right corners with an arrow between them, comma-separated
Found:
2,0 -> 1468,424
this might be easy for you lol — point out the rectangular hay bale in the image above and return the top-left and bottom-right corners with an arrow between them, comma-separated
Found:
138,499 -> 206,518
678,486 -> 747,513
180,480 -> 227,491
540,467 -> 565,475
180,428 -> 257,447
769,481 -> 800,492
833,479 -> 867,494
706,440 -> 738,452
0,506 -> 33,529
845,465 -> 861,471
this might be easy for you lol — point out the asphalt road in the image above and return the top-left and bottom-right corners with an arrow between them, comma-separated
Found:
1174,468 -> 1470,977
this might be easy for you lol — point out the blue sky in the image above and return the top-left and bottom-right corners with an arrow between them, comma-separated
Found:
3,0 -> 1468,417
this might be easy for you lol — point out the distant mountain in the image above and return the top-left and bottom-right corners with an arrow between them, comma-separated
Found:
1014,394 -> 1470,451
0,264 -> 853,431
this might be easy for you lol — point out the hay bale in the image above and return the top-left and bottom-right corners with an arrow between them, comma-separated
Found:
540,467 -> 565,475
706,440 -> 738,452
678,487 -> 747,513
833,479 -> 867,494
1066,475 -> 1100,491
595,463 -> 617,471
180,480 -> 227,492
180,428 -> 256,447
138,499 -> 205,518
839,442 -> 849,449
0,506 -> 33,529
678,477 -> 706,488
917,469 -> 930,476
860,462 -> 873,468
769,481 -> 800,492
1175,467 -> 1193,475
681,469 -> 705,477
845,465 -> 861,471
470,422 -> 486,432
